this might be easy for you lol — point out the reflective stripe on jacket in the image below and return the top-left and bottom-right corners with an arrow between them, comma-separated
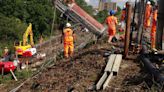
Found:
63,28 -> 74,43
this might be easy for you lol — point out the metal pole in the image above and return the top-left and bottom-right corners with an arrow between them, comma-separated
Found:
1,64 -> 4,79
130,0 -> 137,46
50,1 -> 56,57
10,69 -> 18,81
124,3 -> 132,58
136,0 -> 145,45
51,1 -> 57,62
156,0 -> 164,50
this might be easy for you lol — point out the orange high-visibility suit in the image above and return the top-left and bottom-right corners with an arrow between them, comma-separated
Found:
63,28 -> 75,58
144,4 -> 152,28
106,15 -> 118,42
151,9 -> 158,48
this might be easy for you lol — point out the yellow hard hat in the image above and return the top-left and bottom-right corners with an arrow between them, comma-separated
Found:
5,47 -> 8,49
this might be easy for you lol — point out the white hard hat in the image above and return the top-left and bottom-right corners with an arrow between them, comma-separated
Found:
147,1 -> 151,4
123,5 -> 126,8
66,23 -> 71,27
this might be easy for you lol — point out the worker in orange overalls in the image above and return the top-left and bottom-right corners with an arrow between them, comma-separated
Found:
61,23 -> 75,58
105,10 -> 118,43
144,1 -> 152,30
151,5 -> 158,49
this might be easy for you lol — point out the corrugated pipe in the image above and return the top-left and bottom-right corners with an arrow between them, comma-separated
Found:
140,45 -> 164,86
140,55 -> 164,85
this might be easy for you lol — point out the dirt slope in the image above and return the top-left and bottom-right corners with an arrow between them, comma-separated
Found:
16,40 -> 148,92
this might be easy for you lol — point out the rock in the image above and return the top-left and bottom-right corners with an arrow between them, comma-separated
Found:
88,85 -> 96,91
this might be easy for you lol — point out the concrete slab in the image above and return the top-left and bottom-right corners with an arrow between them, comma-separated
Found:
96,72 -> 108,90
112,54 -> 122,76
104,54 -> 116,72
103,72 -> 113,90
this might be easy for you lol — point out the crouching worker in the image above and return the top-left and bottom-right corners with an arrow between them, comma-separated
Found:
61,23 -> 76,58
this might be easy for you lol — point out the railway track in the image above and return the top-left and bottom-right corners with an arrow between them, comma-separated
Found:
9,30 -> 96,92
14,47 -> 109,92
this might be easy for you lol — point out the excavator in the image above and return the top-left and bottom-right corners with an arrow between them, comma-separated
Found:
14,23 -> 36,57
0,23 -> 35,74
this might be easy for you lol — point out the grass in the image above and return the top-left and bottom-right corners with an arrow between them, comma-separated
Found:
15,70 -> 32,79
0,74 -> 13,84
0,69 -> 32,84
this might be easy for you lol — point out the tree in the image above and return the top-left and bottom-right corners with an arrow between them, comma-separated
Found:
76,0 -> 94,15
94,10 -> 108,23
115,6 -> 121,17
0,0 -> 53,41
0,14 -> 27,55
150,0 -> 155,6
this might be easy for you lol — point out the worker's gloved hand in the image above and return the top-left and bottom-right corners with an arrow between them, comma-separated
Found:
118,22 -> 121,26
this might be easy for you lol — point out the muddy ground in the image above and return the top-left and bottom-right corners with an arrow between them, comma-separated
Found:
16,39 -> 150,92
0,29 -> 152,92
0,30 -> 94,92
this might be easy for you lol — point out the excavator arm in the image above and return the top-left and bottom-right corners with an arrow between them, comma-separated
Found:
23,23 -> 34,46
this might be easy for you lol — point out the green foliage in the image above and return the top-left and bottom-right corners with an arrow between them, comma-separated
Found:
0,75 -> 13,84
94,10 -> 108,23
0,0 -> 95,55
0,15 -> 26,40
0,0 -> 53,42
149,0 -> 155,6
94,6 -> 121,23
0,0 -> 54,56
0,14 -> 27,55
76,0 -> 94,15
15,70 -> 32,79
0,70 -> 32,84
115,6 -> 121,17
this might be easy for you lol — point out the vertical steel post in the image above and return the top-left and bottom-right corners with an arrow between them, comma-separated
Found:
136,0 -> 145,45
124,3 -> 132,58
130,0 -> 137,46
156,0 -> 164,50
1,64 -> 4,79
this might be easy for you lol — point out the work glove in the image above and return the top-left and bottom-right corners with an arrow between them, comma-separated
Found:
118,22 -> 121,26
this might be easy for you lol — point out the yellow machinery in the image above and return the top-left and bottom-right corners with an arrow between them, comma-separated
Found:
14,23 -> 34,55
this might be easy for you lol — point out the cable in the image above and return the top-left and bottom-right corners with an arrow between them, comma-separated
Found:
50,2 -> 57,61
